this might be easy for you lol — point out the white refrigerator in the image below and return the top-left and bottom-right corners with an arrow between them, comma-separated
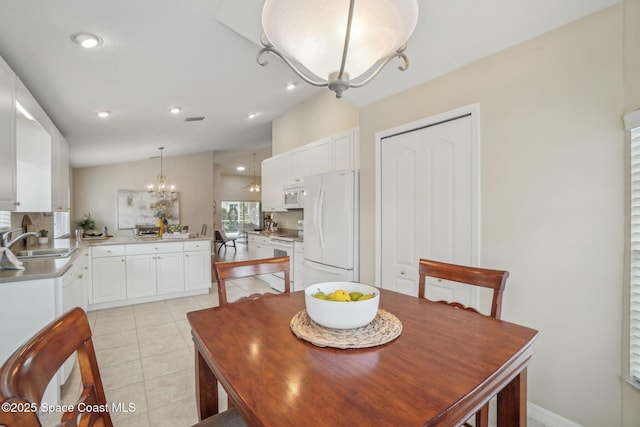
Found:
303,169 -> 359,285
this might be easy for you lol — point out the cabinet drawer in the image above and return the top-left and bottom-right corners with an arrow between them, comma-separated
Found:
184,240 -> 211,252
126,242 -> 183,255
92,245 -> 126,258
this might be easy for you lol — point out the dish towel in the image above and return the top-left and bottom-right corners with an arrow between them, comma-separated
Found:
0,247 -> 25,270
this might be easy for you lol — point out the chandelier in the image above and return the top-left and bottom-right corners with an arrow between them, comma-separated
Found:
146,147 -> 176,198
249,153 -> 261,193
257,0 -> 419,98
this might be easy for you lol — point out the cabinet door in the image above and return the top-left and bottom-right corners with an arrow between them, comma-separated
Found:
332,129 -> 358,171
184,250 -> 211,291
0,57 -> 16,211
92,257 -> 126,304
307,138 -> 331,177
126,254 -> 157,298
157,252 -> 184,294
261,157 -> 275,210
51,132 -> 70,211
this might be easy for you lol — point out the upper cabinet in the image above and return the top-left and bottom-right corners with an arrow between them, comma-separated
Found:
51,130 -> 70,212
0,56 -> 17,211
262,128 -> 359,212
0,54 -> 70,212
15,80 -> 52,212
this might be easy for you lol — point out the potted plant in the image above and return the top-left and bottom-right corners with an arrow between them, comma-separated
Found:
75,213 -> 96,237
38,229 -> 49,245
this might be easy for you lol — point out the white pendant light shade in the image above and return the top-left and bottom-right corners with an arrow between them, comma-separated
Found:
259,0 -> 419,98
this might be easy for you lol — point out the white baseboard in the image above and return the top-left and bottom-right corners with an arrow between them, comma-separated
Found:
528,402 -> 583,427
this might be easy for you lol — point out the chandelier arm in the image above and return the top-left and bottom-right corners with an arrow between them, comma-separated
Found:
338,0 -> 357,81
348,49 -> 410,89
257,46 -> 330,88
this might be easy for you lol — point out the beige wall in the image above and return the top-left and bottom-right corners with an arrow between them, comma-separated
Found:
274,5 -> 627,426
219,174 -> 262,202
623,0 -> 640,425
72,151 -> 215,237
272,90 -> 359,155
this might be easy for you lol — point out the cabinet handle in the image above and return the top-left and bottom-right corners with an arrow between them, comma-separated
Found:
121,259 -> 125,262
14,201 -> 20,206
400,271 -> 405,275
185,254 -> 189,257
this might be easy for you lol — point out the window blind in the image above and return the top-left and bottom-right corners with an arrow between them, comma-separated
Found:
0,211 -> 10,231
630,125 -> 640,383
53,211 -> 70,238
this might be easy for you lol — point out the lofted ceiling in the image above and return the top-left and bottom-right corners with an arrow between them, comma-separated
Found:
0,0 -> 619,175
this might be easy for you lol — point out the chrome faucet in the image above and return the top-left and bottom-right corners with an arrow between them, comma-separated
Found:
1,228 -> 39,249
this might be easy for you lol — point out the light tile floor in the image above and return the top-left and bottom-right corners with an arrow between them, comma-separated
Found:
43,276 -> 276,427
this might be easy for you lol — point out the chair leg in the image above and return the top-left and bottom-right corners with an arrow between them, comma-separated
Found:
475,403 -> 489,427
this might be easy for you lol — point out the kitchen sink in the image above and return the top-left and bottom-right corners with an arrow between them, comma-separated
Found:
14,247 -> 77,260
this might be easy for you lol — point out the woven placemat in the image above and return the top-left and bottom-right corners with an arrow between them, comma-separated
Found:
290,309 -> 402,349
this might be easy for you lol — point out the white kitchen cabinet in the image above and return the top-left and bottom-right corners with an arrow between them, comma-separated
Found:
14,78 -> 52,212
126,242 -> 185,297
91,245 -> 127,304
126,254 -> 157,298
51,131 -> 70,212
248,233 -> 271,260
306,137 -> 331,177
88,239 -> 211,310
261,156 -> 287,211
331,128 -> 359,171
260,129 -> 359,207
184,240 -> 211,291
158,251 -> 185,294
0,55 -> 16,211
294,241 -> 305,291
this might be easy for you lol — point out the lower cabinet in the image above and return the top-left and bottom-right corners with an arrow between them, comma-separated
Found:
92,246 -> 127,304
184,241 -> 212,291
294,241 -> 304,291
89,239 -> 210,310
157,252 -> 185,294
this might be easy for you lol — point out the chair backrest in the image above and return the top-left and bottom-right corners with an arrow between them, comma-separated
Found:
0,307 -> 113,427
214,230 -> 227,243
418,258 -> 509,319
214,256 -> 291,306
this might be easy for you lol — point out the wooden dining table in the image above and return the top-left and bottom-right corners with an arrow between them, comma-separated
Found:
187,289 -> 538,427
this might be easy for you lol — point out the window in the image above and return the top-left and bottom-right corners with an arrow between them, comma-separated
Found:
0,211 -> 10,231
53,211 -> 70,238
627,110 -> 640,384
220,201 -> 261,242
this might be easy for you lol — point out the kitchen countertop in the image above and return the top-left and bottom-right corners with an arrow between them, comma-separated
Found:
0,235 -> 213,284
246,229 -> 303,242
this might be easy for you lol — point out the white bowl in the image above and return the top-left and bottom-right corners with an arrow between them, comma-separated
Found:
304,282 -> 380,329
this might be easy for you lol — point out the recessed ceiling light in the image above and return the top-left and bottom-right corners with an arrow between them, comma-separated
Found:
71,32 -> 103,48
97,110 -> 111,118
248,112 -> 257,119
170,107 -> 181,114
285,82 -> 297,91
236,166 -> 246,171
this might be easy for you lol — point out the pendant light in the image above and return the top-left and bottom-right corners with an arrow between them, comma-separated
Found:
249,153 -> 261,193
257,0 -> 419,98
147,147 -> 176,198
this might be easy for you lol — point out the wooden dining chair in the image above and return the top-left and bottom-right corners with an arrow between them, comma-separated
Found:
0,307 -> 113,427
418,258 -> 509,427
214,256 -> 291,306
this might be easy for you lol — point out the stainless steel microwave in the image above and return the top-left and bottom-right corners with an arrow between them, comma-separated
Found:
283,183 -> 305,209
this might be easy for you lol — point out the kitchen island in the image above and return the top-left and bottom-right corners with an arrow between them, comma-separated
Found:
0,235 -> 213,406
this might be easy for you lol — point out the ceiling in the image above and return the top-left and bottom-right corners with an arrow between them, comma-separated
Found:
0,0 -> 619,176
